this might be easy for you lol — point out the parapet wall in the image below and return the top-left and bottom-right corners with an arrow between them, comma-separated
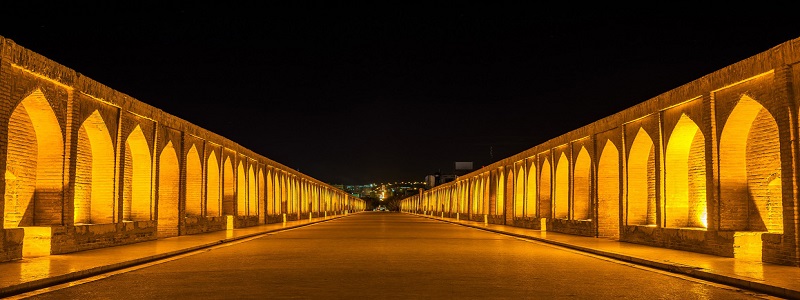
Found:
0,35 -> 365,261
403,35 -> 800,267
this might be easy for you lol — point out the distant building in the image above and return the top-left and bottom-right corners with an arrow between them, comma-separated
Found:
425,171 -> 457,188
425,175 -> 437,188
454,161 -> 474,176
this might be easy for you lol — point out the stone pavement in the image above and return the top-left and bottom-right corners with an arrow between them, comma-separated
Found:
0,212 -> 798,299
0,213 -> 353,298
411,212 -> 800,299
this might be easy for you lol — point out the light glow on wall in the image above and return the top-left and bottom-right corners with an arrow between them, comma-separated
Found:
157,141 -> 179,237
598,140 -> 620,237
665,114 -> 706,228
526,163 -> 537,218
4,90 -> 64,228
237,162 -> 246,216
719,96 -> 782,233
555,153 -> 569,219
573,147 -> 591,220
186,145 -> 202,216
123,125 -> 152,221
540,159 -> 551,218
206,151 -> 220,216
514,168 -> 524,217
75,110 -> 115,225
627,128 -> 656,225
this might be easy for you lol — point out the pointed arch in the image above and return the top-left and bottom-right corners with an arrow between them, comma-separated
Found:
158,141 -> 179,237
555,153 -> 569,219
237,162 -> 246,216
123,125 -> 152,221
206,150 -> 220,216
514,167 -> 524,217
222,157 -> 234,215
627,128 -> 656,225
526,163 -> 537,217
540,159 -> 552,218
573,147 -> 591,220
185,145 -> 202,216
665,114 -> 706,228
266,169 -> 274,215
598,140 -> 620,237
258,168 -> 265,217
496,171 -> 505,215
248,165 -> 256,216
720,96 -> 782,232
4,90 -> 64,227
75,110 -> 115,224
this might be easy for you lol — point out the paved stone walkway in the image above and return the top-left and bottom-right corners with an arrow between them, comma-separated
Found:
0,212 -> 798,299
412,213 -> 800,299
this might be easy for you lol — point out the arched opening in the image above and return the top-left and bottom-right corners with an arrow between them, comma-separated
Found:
74,110 -> 115,225
472,179 -> 480,214
555,153 -> 569,219
286,178 -> 292,214
248,165 -> 256,216
206,151 -> 220,216
280,176 -> 287,213
496,171 -> 504,215
258,169 -> 265,217
526,164 -> 537,218
627,128 -> 656,225
222,157 -> 234,215
267,170 -> 274,215
573,147 -> 591,220
598,140 -> 620,238
514,168 -> 524,217
123,125 -> 152,221
185,145 -> 202,216
540,159 -> 552,218
720,97 -> 782,232
4,91 -> 64,227
665,114 -> 707,228
237,162 -> 246,216
158,141 -> 180,237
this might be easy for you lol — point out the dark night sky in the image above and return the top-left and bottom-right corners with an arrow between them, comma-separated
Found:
2,4 -> 799,185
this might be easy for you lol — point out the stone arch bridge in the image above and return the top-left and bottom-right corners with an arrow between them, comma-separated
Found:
0,35 -> 364,261
402,35 -> 800,267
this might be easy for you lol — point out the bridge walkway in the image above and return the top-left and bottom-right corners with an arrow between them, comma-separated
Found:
411,212 -> 800,299
0,214 -> 352,298
0,212 -> 797,299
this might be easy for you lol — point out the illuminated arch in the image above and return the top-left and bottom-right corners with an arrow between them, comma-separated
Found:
185,145 -> 202,216
280,175 -> 288,213
158,141 -> 179,237
665,114 -> 706,228
273,172 -> 282,214
222,157 -> 234,215
555,153 -> 569,219
598,140 -> 620,237
248,165 -> 256,216
237,162 -> 246,215
258,169 -> 265,216
720,97 -> 782,232
267,170 -> 274,215
4,90 -> 64,227
526,163 -> 537,217
123,125 -> 152,221
472,179 -> 480,214
206,150 -> 220,216
495,171 -> 505,215
573,147 -> 591,220
514,168 -> 524,217
627,128 -> 656,225
75,110 -> 115,224
540,159 -> 552,218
